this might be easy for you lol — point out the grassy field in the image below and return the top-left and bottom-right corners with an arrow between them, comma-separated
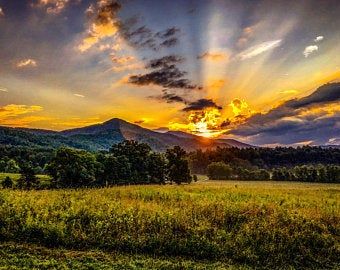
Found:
0,173 -> 51,187
0,180 -> 339,269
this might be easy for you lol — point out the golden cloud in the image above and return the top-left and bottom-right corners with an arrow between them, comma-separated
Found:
78,1 -> 121,52
16,59 -> 37,68
198,52 -> 229,62
33,0 -> 73,14
229,98 -> 250,116
0,104 -> 48,127
279,90 -> 298,95
52,117 -> 101,128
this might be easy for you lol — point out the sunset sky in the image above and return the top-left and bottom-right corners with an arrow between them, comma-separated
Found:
0,0 -> 339,145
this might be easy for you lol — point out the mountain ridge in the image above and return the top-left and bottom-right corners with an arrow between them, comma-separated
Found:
0,117 -> 253,151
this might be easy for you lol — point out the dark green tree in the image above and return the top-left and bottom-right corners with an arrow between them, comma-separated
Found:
147,152 -> 167,184
166,146 -> 192,184
17,163 -> 38,189
46,147 -> 99,188
2,176 -> 13,188
207,162 -> 232,180
110,140 -> 152,184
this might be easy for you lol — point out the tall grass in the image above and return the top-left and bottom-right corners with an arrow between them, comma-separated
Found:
0,181 -> 339,268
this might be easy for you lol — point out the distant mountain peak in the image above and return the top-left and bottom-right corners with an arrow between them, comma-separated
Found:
0,117 -> 253,151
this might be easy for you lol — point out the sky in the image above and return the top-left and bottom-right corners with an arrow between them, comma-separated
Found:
0,0 -> 339,146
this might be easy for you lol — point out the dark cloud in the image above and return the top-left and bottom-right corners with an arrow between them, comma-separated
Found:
155,27 -> 180,39
285,83 -> 340,109
160,37 -> 179,48
228,83 -> 340,145
119,19 -> 180,50
182,99 -> 222,111
146,55 -> 183,69
134,119 -> 145,124
162,91 -> 187,103
129,55 -> 201,90
220,119 -> 231,128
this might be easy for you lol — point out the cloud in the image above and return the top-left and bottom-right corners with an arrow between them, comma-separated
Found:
52,117 -> 101,128
134,118 -> 152,125
0,6 -> 4,17
0,87 -> 8,92
146,55 -> 183,69
237,39 -> 282,60
155,27 -> 180,39
182,99 -> 222,112
78,3 -> 180,53
303,45 -> 318,57
285,83 -> 340,109
32,0 -> 76,14
197,52 -> 228,62
314,36 -> 324,42
134,119 -> 145,124
163,90 -> 187,103
279,90 -> 298,95
109,55 -> 143,72
156,27 -> 180,48
78,0 -> 121,52
160,37 -> 179,48
236,25 -> 257,48
73,93 -> 85,98
229,98 -> 251,117
119,19 -> 180,50
129,55 -> 201,90
327,137 -> 340,145
0,104 -> 46,127
16,59 -> 38,68
227,83 -> 340,145
111,55 -> 135,65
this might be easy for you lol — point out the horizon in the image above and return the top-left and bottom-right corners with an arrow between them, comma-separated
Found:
0,0 -> 339,146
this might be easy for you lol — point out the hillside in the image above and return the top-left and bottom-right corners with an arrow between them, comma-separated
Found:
0,118 -> 252,151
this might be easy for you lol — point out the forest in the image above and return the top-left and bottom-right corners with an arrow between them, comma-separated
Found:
1,143 -> 339,189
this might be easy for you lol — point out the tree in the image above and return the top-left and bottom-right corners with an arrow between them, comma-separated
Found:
207,162 -> 232,180
166,146 -> 192,184
110,140 -> 152,184
46,147 -> 99,188
17,163 -> 38,189
147,152 -> 167,184
5,159 -> 20,173
2,176 -> 13,188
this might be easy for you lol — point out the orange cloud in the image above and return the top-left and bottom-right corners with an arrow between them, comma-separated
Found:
16,59 -> 37,68
0,6 -> 5,17
279,90 -> 298,95
52,117 -> 101,128
32,0 -> 74,14
229,98 -> 250,116
198,52 -> 228,62
236,25 -> 257,47
0,104 -> 49,127
78,1 -> 121,52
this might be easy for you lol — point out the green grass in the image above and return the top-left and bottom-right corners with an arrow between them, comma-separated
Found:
0,181 -> 339,269
0,173 -> 51,188
0,242 -> 246,270
0,172 -> 51,182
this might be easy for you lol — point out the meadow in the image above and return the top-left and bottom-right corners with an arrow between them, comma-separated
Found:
0,179 -> 339,269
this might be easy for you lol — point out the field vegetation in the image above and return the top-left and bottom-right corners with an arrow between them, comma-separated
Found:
0,181 -> 339,269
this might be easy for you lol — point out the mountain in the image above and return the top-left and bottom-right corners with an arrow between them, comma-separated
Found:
0,118 -> 253,151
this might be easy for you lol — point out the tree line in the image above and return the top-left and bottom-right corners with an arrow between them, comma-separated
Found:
1,141 -> 193,189
189,146 -> 340,174
207,161 -> 339,183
